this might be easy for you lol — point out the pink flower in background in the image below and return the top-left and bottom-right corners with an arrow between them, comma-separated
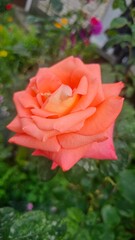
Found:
90,17 -> 103,35
26,203 -> 34,211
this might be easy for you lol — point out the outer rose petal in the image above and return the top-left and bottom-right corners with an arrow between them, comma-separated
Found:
13,92 -> 31,117
33,124 -> 117,171
84,124 -> 117,159
16,91 -> 39,109
20,118 -> 45,141
8,134 -> 60,152
7,116 -> 55,143
14,91 -> 39,113
103,82 -> 124,98
79,96 -> 124,135
32,146 -> 89,171
7,116 -> 22,133
57,132 -> 108,149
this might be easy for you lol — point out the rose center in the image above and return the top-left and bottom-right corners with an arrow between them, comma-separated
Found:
42,84 -> 79,117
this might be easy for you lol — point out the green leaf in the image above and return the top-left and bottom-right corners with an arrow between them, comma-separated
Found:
113,0 -> 126,12
106,34 -> 131,48
117,169 -> 135,204
75,229 -> 92,240
66,207 -> 85,223
101,205 -> 120,228
37,157 -> 58,181
91,224 -> 115,240
110,17 -> 128,29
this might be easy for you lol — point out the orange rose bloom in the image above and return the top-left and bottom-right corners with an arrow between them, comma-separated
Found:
7,57 -> 124,171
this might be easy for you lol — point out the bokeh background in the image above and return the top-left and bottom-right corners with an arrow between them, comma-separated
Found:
0,0 -> 135,239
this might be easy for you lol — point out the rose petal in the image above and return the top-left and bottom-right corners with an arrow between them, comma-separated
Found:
32,125 -> 117,171
32,107 -> 96,132
14,91 -> 39,109
8,134 -> 60,152
53,107 -> 96,132
103,82 -> 124,98
36,68 -> 61,93
50,56 -> 83,86
13,92 -> 31,117
7,116 -> 22,133
72,77 -> 98,111
74,76 -> 88,95
79,96 -> 124,135
71,64 -> 104,111
20,117 -> 58,141
86,64 -> 104,106
21,118 -> 45,141
51,161 -> 59,169
84,125 -> 117,159
32,146 -> 89,171
57,132 -> 108,149
26,77 -> 37,96
31,108 -> 57,118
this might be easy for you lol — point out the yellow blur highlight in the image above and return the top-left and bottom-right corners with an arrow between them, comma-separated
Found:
7,17 -> 13,22
54,18 -> 68,29
0,50 -> 8,57
0,25 -> 4,32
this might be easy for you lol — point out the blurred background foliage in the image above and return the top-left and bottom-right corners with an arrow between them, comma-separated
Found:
0,0 -> 135,239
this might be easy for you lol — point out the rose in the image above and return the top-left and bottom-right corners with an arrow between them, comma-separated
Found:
7,57 -> 124,171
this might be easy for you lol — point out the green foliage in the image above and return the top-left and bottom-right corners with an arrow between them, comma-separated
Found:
118,169 -> 135,204
101,205 -> 120,228
110,17 -> 128,29
113,0 -> 127,12
0,208 -> 65,240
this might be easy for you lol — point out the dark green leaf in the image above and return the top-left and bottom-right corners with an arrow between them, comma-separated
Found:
110,17 -> 128,29
37,157 -> 58,181
101,205 -> 120,228
106,34 -> 131,48
117,169 -> 135,204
